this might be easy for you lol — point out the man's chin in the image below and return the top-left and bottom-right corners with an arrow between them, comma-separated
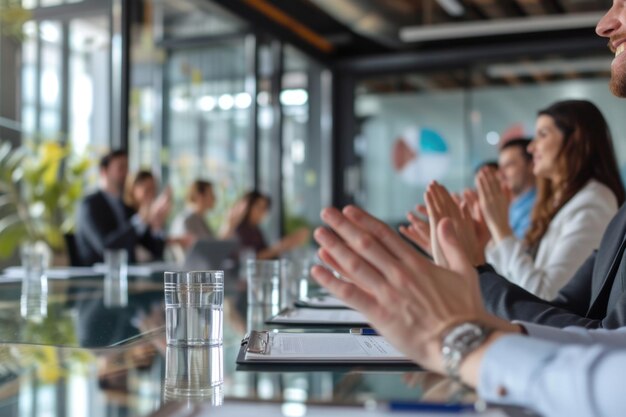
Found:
610,68 -> 626,98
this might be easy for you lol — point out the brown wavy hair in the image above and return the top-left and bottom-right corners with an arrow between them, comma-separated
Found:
525,100 -> 625,252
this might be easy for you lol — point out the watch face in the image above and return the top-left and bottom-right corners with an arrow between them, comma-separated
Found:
443,322 -> 486,353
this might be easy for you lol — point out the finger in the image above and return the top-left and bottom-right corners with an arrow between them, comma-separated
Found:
317,248 -> 352,282
430,182 -> 451,217
437,218 -> 475,277
399,225 -> 430,251
407,211 -> 428,230
415,204 -> 428,218
434,183 -> 461,218
313,223 -> 403,290
342,205 -> 429,285
425,190 -> 442,224
484,169 -> 502,196
311,265 -> 381,313
342,205 -> 430,271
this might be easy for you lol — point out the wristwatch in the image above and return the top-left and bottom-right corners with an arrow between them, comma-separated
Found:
441,322 -> 492,383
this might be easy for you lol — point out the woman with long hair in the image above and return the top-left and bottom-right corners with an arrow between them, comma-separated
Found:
170,179 -> 217,248
476,99 -> 625,299
232,190 -> 309,259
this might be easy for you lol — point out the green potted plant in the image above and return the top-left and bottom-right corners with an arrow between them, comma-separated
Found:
0,141 -> 91,261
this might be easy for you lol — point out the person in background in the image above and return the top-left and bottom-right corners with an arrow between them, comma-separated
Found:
170,180 -> 217,248
124,170 -> 158,212
474,160 -> 499,175
497,137 -> 536,239
124,170 -> 174,262
475,100 -> 624,300
169,179 -> 246,242
233,190 -> 309,259
75,151 -> 170,266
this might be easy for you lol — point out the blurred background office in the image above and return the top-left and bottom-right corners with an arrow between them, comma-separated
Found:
0,0 -> 622,268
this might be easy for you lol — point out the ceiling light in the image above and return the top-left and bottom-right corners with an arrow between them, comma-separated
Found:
218,94 -> 234,110
487,57 -> 612,78
400,12 -> 604,43
234,92 -> 252,109
280,89 -> 308,106
197,95 -> 216,112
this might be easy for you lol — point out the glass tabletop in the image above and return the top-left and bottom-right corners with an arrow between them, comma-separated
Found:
0,273 -> 520,417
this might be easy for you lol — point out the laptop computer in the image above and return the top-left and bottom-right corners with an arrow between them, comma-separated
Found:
184,239 -> 240,270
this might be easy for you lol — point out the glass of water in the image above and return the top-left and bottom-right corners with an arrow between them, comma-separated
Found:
246,260 -> 280,307
103,249 -> 128,308
163,344 -> 224,407
164,271 -> 224,346
20,243 -> 49,319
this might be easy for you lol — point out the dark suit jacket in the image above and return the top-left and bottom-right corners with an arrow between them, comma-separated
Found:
480,203 -> 626,328
74,190 -> 165,266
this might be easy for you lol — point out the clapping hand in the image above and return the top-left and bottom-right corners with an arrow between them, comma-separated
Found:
311,206 -> 517,377
399,204 -> 432,255
476,168 -> 514,243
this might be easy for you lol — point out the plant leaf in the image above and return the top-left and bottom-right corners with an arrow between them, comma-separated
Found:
0,214 -> 27,258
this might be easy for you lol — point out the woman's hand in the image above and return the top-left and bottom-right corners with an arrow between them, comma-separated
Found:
425,182 -> 486,266
311,206 -> 518,381
476,168 -> 514,244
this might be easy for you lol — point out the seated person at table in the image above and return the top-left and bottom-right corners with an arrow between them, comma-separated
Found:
170,180 -> 241,249
170,180 -> 217,249
233,190 -> 309,259
124,170 -> 174,262
476,100 -> 623,300
75,150 -> 171,266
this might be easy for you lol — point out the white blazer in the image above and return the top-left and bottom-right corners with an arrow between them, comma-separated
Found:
486,180 -> 618,300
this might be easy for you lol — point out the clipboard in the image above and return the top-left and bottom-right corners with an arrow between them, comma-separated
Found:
294,295 -> 350,309
265,307 -> 369,326
236,330 -> 417,370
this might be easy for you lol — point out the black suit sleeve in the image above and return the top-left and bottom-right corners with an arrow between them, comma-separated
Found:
136,222 -> 166,260
479,252 -> 618,328
78,197 -> 139,254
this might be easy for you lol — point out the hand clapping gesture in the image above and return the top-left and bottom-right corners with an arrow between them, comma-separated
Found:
475,168 -> 514,244
311,206 -> 518,382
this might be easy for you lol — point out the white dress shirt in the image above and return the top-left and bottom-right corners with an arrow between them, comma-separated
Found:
479,325 -> 626,417
486,180 -> 618,300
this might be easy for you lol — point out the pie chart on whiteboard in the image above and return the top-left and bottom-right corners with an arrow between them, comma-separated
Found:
392,126 -> 450,186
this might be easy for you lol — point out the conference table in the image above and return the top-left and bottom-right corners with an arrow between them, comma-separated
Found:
0,266 -> 533,417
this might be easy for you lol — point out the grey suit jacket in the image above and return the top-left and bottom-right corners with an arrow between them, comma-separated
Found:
480,202 -> 626,328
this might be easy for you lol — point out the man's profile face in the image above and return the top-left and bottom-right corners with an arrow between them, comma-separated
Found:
102,156 -> 128,191
498,147 -> 533,197
597,1 -> 626,97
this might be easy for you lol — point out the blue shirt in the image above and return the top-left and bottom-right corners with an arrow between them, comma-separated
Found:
509,188 -> 536,239
479,324 -> 626,417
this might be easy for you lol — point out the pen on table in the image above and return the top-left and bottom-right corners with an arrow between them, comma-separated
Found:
388,401 -> 475,413
350,328 -> 378,335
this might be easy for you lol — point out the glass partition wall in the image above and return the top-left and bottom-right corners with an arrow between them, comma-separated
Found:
19,1 -> 111,154
129,0 -> 331,240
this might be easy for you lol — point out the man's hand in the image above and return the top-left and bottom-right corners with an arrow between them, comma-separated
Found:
311,206 -> 517,375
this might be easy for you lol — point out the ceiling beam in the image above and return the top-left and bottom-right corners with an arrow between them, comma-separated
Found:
513,0 -> 547,16
242,0 -> 334,53
468,0 -> 508,19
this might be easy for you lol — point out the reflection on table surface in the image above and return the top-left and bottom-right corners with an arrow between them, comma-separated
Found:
0,271 -> 485,417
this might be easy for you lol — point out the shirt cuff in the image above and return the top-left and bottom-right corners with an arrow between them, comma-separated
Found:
478,334 -> 559,407
514,321 -> 567,340
131,214 -> 148,236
